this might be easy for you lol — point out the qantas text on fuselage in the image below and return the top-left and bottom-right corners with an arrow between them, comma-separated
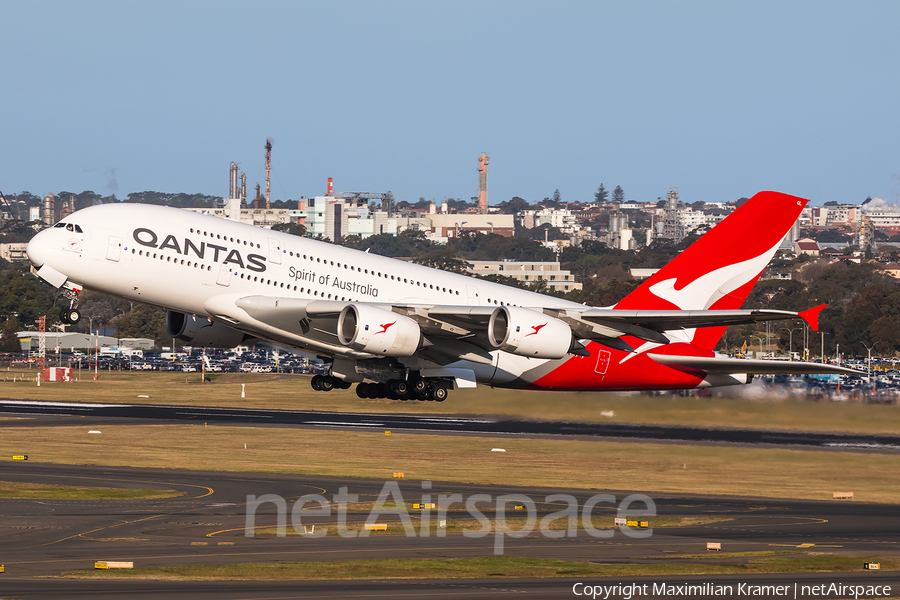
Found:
132,228 -> 268,272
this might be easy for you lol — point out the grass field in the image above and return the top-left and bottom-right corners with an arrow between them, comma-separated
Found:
61,554 -> 900,581
1,371 -> 899,434
0,480 -> 182,500
2,423 -> 899,502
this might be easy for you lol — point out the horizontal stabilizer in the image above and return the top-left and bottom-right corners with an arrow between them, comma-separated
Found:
576,308 -> 816,342
799,303 -> 826,332
648,353 -> 860,375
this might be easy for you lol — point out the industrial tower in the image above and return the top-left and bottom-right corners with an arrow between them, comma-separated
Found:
662,189 -> 683,242
477,153 -> 489,212
265,138 -> 273,210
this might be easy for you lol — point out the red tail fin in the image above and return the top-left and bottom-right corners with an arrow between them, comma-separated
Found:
615,191 -> 807,350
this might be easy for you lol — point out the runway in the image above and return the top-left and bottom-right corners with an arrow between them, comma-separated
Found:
1,461 -> 899,599
2,398 -> 899,452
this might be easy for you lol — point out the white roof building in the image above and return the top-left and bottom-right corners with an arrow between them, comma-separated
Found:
467,260 -> 582,293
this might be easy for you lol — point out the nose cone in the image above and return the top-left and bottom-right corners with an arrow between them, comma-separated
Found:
26,228 -> 55,268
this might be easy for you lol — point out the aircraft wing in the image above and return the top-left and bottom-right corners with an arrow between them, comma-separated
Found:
205,294 -> 831,364
647,354 -> 859,375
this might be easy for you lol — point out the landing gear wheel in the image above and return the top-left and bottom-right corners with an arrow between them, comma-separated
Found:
59,308 -> 70,324
388,379 -> 410,400
356,382 -> 370,398
432,386 -> 448,402
412,379 -> 427,395
319,376 -> 335,392
311,375 -> 323,391
66,309 -> 81,325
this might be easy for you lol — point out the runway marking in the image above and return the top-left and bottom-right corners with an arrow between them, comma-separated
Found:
375,580 -> 529,595
191,541 -> 208,546
20,513 -> 165,549
769,543 -> 844,548
80,537 -> 150,542
175,412 -> 273,419
708,516 -> 829,528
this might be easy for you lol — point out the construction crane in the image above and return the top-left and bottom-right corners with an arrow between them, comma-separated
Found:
0,190 -> 26,234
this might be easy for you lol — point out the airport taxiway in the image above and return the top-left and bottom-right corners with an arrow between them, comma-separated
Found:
0,461 -> 898,598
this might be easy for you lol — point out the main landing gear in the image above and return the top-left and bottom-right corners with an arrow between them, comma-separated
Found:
310,374 -> 351,392
356,378 -> 449,402
309,374 -> 450,402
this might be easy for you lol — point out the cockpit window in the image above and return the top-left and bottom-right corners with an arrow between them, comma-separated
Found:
54,222 -> 66,228
66,224 -> 74,231
74,224 -> 83,233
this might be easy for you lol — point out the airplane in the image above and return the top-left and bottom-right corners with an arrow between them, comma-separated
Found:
25,190 -> 855,401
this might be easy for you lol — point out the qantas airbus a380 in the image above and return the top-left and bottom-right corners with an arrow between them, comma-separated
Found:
26,191 -> 852,401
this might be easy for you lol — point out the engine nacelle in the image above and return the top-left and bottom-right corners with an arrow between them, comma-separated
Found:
337,304 -> 421,356
487,306 -> 573,359
166,311 -> 252,348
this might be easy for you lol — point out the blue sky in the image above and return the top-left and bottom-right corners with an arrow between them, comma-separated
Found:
2,1 -> 898,206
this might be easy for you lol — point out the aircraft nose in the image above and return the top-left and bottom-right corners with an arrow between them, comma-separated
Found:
26,228 -> 54,268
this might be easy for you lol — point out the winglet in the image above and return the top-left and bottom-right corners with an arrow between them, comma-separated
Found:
799,303 -> 826,332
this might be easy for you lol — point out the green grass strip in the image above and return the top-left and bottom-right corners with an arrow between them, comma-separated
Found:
62,554 -> 900,581
0,481 -> 183,500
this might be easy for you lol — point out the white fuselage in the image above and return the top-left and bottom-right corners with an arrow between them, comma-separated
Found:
28,203 -> 583,315
26,203 -> 585,387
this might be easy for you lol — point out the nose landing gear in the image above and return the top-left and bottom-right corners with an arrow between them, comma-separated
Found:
57,286 -> 83,325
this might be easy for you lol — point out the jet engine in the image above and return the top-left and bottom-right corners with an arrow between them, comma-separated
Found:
337,304 -> 422,356
487,306 -> 573,359
166,311 -> 253,348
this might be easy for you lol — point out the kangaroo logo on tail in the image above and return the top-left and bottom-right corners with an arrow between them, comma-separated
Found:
615,191 -> 808,351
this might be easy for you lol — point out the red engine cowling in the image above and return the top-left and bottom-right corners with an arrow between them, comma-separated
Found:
166,311 -> 252,348
337,304 -> 421,356
487,306 -> 572,359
